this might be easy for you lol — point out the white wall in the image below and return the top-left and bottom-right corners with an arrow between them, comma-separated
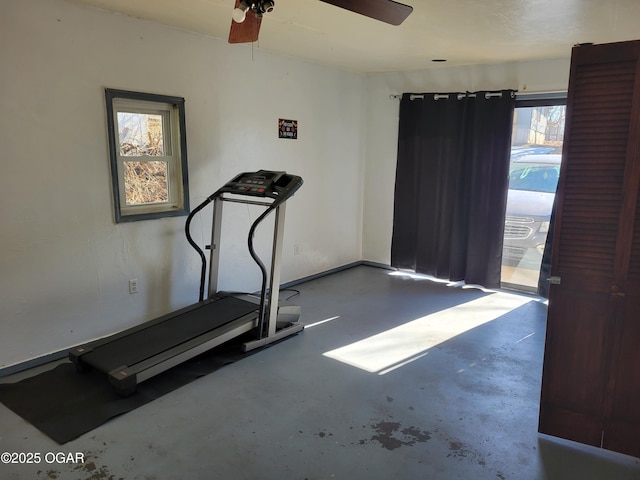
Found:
361,58 -> 572,264
0,0 -> 365,368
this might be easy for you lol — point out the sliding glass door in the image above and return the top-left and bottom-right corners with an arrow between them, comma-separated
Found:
501,100 -> 566,292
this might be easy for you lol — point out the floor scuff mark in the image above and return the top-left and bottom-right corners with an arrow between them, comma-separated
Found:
361,420 -> 432,451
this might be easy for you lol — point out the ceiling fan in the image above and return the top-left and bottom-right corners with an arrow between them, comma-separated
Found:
229,0 -> 413,44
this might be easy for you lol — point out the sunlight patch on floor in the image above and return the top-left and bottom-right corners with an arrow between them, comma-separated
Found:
323,292 -> 532,375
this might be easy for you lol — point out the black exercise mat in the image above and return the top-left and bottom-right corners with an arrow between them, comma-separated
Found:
0,335 -> 262,444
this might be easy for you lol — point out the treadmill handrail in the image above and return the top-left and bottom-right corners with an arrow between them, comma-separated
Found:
184,192 -> 217,302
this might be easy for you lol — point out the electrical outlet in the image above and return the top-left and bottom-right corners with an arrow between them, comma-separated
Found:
129,279 -> 138,294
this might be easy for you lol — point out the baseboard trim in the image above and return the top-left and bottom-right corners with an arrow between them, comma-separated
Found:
281,260 -> 394,289
0,351 -> 69,378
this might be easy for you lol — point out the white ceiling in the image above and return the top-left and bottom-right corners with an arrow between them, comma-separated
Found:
68,0 -> 640,73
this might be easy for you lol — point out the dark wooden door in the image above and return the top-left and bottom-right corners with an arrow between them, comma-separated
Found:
539,40 -> 640,459
605,187 -> 640,455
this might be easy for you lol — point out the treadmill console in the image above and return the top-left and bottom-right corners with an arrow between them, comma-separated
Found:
219,170 -> 303,204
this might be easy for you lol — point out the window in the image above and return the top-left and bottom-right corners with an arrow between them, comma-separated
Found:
105,89 -> 189,222
501,94 -> 566,292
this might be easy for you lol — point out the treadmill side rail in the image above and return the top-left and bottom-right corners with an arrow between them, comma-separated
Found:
105,313 -> 258,396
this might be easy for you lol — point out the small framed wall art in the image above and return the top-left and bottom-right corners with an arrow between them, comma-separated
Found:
278,118 -> 298,139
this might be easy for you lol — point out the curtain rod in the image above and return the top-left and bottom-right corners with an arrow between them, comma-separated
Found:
515,91 -> 566,101
389,91 -> 516,100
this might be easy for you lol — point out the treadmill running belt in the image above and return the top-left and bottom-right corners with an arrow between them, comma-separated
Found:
80,296 -> 257,372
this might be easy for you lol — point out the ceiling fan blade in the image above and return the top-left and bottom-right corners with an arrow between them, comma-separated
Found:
229,0 -> 263,44
319,0 -> 413,26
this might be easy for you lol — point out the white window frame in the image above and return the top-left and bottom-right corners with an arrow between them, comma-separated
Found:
105,89 -> 189,222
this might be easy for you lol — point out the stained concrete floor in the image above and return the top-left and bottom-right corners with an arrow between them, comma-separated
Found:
1,265 -> 639,479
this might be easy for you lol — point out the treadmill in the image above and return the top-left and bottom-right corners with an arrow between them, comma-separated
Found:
69,170 -> 304,395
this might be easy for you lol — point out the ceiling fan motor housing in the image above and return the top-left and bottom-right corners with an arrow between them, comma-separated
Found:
232,0 -> 274,23
259,1 -> 275,14
249,0 -> 275,16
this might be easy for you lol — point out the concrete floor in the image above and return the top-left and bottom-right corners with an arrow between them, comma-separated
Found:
1,265 -> 639,479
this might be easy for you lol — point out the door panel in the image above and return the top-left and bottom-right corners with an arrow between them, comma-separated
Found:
539,289 -> 611,447
605,295 -> 640,458
554,60 -> 634,280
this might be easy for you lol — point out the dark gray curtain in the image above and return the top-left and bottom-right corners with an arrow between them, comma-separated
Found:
391,90 -> 516,288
